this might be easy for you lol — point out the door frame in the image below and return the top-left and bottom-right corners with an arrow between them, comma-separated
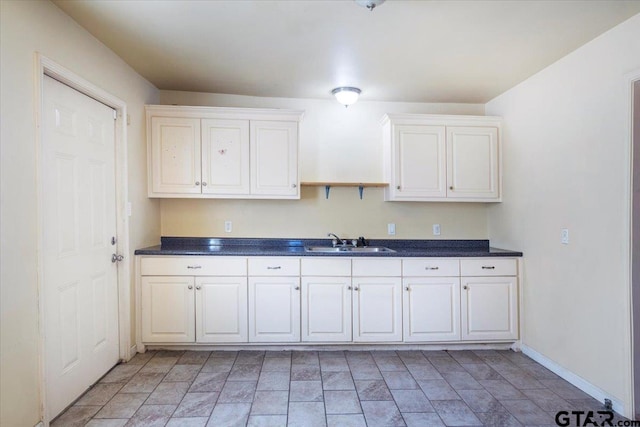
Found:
34,54 -> 131,425
630,68 -> 640,421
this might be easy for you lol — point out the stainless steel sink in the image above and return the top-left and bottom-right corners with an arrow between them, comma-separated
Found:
304,246 -> 396,253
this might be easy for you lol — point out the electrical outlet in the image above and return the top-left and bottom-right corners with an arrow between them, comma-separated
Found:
224,221 -> 232,233
561,228 -> 569,244
433,224 -> 441,236
387,223 -> 396,235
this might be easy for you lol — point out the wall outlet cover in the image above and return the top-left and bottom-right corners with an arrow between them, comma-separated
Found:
433,224 -> 441,236
387,223 -> 396,235
224,221 -> 233,233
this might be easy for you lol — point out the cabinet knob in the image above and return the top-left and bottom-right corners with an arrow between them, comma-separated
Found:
196,285 -> 201,290
202,182 -> 207,186
188,285 -> 193,290
354,286 -> 360,291
463,285 -> 468,290
482,266 -> 496,270
405,286 -> 410,291
195,181 -> 200,186
295,286 -> 300,290
347,286 -> 352,290
292,183 -> 297,188
449,186 -> 453,190
396,185 -> 400,190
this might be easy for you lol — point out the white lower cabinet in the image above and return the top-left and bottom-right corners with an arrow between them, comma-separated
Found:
353,277 -> 403,342
141,276 -> 196,343
301,277 -> 352,342
403,277 -> 461,342
138,255 -> 519,346
461,276 -> 517,340
248,277 -> 301,342
195,277 -> 248,343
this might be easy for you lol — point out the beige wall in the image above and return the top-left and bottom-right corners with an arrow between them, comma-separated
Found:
486,14 -> 640,417
0,1 -> 160,425
160,91 -> 489,238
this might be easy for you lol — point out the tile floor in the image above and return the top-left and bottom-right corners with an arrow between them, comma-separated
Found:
52,349 -> 629,427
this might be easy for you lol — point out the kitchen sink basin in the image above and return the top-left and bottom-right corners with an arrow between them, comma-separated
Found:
304,246 -> 396,253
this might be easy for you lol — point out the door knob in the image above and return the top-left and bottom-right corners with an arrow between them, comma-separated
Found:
111,254 -> 124,263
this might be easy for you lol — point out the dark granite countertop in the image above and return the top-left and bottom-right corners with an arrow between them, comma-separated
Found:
134,237 -> 522,258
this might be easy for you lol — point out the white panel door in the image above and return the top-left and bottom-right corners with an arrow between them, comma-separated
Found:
201,119 -> 250,195
403,278 -> 461,342
150,116 -> 201,194
250,120 -> 299,197
248,277 -> 300,342
301,277 -> 352,342
461,277 -> 518,340
195,276 -> 248,343
393,125 -> 446,199
141,276 -> 195,343
42,76 -> 120,419
353,278 -> 403,342
446,126 -> 499,199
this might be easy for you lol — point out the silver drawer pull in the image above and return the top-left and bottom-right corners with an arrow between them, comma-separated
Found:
187,265 -> 202,269
267,266 -> 282,270
425,266 -> 439,270
482,266 -> 495,270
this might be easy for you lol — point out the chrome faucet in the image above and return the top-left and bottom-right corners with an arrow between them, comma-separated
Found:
327,232 -> 346,247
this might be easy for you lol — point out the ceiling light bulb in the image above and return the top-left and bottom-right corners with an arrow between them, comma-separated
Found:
332,87 -> 361,107
355,0 -> 386,11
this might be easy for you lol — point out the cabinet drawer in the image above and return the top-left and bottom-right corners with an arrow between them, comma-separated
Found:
403,259 -> 459,277
352,258 -> 401,277
301,258 -> 351,276
248,257 -> 300,276
140,256 -> 247,276
460,259 -> 517,276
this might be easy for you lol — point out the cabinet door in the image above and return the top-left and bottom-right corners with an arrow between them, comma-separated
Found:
201,119 -> 250,195
141,276 -> 195,343
392,125 -> 446,199
353,278 -> 402,342
250,121 -> 299,198
403,278 -> 460,342
447,126 -> 499,200
461,277 -> 517,340
150,117 -> 201,195
248,277 -> 300,342
195,277 -> 248,343
301,277 -> 352,342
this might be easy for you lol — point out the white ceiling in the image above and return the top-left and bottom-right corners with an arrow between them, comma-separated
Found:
53,0 -> 640,103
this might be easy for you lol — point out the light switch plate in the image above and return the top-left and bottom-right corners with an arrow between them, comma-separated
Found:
225,221 -> 232,233
561,228 -> 569,244
387,223 -> 396,235
433,224 -> 441,236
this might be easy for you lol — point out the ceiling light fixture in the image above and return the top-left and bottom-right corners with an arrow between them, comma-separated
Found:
355,0 -> 386,11
332,87 -> 361,107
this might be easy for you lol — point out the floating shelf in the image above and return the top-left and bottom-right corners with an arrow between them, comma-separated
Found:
301,182 -> 389,199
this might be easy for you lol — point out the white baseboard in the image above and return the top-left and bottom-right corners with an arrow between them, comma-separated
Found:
129,344 -> 137,360
521,344 -> 625,416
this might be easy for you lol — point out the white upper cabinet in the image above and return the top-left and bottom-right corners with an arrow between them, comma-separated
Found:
146,105 -> 303,199
201,119 -> 250,195
391,125 -> 447,200
251,121 -> 299,197
447,126 -> 499,199
150,117 -> 202,195
383,114 -> 502,202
